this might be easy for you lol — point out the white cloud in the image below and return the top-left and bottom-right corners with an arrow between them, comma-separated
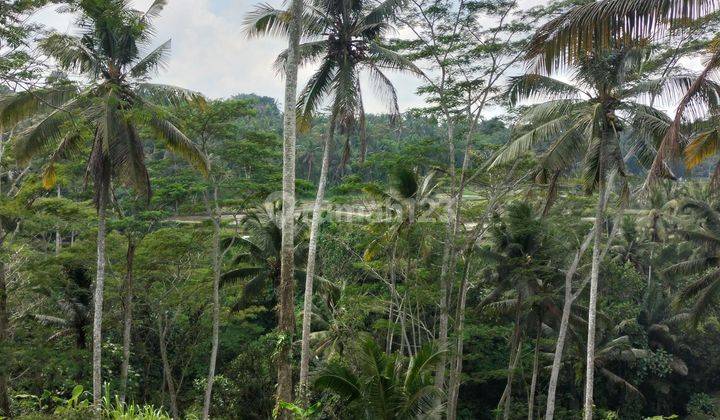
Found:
30,0 -> 705,115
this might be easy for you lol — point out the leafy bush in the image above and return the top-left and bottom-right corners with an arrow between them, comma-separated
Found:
687,393 -> 719,418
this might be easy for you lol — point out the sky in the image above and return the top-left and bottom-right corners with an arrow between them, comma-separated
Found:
32,0 -> 430,113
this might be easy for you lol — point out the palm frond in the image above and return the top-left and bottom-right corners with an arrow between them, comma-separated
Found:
141,0 -> 167,23
39,33 -> 99,75
314,363 -> 362,401
665,257 -> 714,276
296,59 -> 337,128
367,42 -> 422,75
135,83 -> 205,108
42,130 -> 85,189
243,2 -> 325,38
506,74 -> 580,106
685,128 -> 720,169
599,367 -> 644,398
147,117 -> 209,175
367,64 -> 400,117
491,116 -> 571,167
515,99 -> 579,127
0,86 -> 78,127
221,266 -> 265,286
130,39 -> 171,78
14,108 -> 75,164
274,40 -> 327,74
526,0 -> 716,73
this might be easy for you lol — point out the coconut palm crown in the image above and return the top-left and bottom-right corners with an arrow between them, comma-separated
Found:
0,0 -> 208,200
491,46 -> 717,199
245,0 -> 421,163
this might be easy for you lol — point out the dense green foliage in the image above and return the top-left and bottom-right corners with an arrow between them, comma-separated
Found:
5,0 -> 720,419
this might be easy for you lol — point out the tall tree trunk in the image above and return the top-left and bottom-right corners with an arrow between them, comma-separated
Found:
545,169 -> 621,420
358,95 -> 367,164
158,315 -> 179,419
276,0 -> 302,415
435,122 -> 457,395
583,133 -> 608,420
0,260 -> 11,417
120,239 -> 136,404
498,299 -> 524,420
92,185 -> 108,410
528,320 -> 542,420
203,187 -> 222,420
447,256 -> 473,420
299,113 -> 336,399
544,234 -> 591,420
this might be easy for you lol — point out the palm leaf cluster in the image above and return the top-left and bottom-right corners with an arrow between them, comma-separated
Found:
665,199 -> 720,324
526,0 -> 716,73
491,46 -> 712,200
313,336 -> 442,419
522,0 -> 720,186
246,0 -> 421,165
363,167 -> 441,260
32,264 -> 92,349
221,201 -> 308,309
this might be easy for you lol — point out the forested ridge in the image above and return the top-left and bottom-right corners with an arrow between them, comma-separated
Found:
4,0 -> 720,419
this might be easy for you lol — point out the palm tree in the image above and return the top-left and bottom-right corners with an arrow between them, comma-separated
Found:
363,167 -> 440,354
245,0 -> 421,394
313,336 -> 443,419
480,202 -> 560,420
665,199 -> 720,324
0,0 -> 208,406
617,282 -> 689,375
491,45 -> 693,419
33,264 -> 92,349
524,0 -> 720,188
221,201 -> 307,310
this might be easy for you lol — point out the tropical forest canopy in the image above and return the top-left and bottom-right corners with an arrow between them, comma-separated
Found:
4,0 -> 720,419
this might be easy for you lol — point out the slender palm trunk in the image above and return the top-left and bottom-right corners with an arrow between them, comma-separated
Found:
528,321 -> 542,420
120,239 -> 136,404
0,260 -> 10,417
358,96 -> 367,164
276,0 -> 302,415
582,188 -> 606,420
203,189 -> 222,420
158,315 -> 179,419
299,113 -> 336,398
583,132 -> 608,420
92,186 -> 108,410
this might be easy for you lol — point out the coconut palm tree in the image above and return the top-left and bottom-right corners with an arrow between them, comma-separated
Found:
665,199 -> 720,324
313,336 -> 443,419
491,45 -> 698,419
617,282 -> 689,376
221,201 -> 308,310
524,0 -> 720,188
479,202 -> 561,420
0,0 -> 208,406
363,167 -> 440,354
33,264 -> 92,349
247,0 -> 304,411
245,0 -> 421,393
